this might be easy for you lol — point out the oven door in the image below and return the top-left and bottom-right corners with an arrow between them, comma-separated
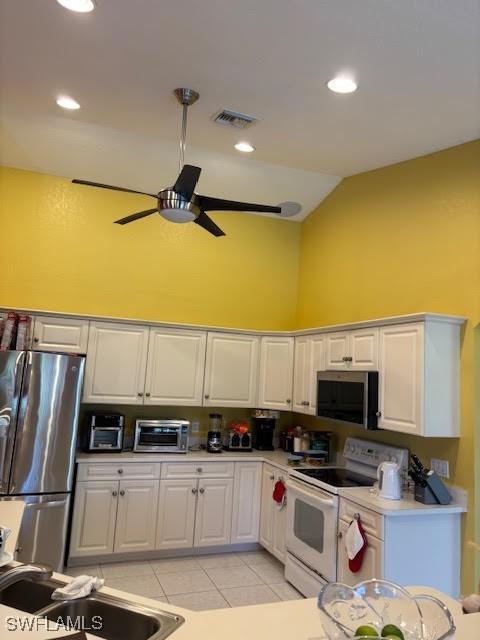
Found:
134,425 -> 181,451
90,427 -> 122,451
286,477 -> 338,583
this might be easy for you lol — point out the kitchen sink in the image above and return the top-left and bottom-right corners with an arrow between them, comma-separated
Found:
0,568 -> 184,640
0,578 -> 62,613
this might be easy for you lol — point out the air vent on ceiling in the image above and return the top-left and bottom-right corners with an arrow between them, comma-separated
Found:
213,109 -> 258,129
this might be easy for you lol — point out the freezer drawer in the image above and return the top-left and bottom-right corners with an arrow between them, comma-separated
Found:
1,494 -> 71,572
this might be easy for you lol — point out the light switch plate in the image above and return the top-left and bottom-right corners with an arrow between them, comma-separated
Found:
431,458 -> 450,479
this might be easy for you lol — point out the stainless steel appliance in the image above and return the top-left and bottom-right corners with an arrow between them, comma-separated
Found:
285,437 -> 408,597
316,370 -> 379,429
226,430 -> 252,451
0,350 -> 85,570
252,410 -> 277,451
86,412 -> 124,452
134,419 -> 189,453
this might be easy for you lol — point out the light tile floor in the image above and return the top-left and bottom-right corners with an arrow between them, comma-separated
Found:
66,550 -> 304,611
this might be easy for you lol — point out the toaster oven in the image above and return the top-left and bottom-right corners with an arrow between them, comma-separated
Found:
134,419 -> 189,453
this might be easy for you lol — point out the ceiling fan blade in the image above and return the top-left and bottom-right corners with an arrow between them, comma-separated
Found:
173,165 -> 201,200
194,211 -> 225,237
114,208 -> 158,225
73,179 -> 157,198
197,195 -> 281,214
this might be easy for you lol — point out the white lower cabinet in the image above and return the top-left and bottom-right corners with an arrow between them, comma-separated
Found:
194,478 -> 234,547
336,518 -> 383,584
156,479 -> 197,550
114,480 -> 159,553
231,462 -> 262,544
259,463 -> 287,562
69,481 -> 119,557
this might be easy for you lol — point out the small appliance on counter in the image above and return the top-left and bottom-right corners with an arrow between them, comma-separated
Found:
225,421 -> 252,451
85,412 -> 124,452
134,419 -> 189,452
207,413 -> 223,453
252,409 -> 278,451
377,460 -> 402,500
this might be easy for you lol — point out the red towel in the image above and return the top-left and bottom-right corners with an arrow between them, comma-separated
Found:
272,479 -> 286,504
346,517 -> 368,573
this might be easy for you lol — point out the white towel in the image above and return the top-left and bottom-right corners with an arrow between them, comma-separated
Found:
52,575 -> 104,600
345,519 -> 365,561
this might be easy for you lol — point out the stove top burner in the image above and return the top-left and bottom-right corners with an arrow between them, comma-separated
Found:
295,467 -> 376,488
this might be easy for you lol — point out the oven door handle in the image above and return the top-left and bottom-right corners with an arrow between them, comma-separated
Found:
286,479 -> 337,506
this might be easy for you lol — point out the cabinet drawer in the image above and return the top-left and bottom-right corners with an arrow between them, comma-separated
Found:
339,498 -> 384,540
77,462 -> 161,482
161,461 -> 234,479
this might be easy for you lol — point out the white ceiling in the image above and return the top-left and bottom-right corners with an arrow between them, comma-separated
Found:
1,0 -> 479,220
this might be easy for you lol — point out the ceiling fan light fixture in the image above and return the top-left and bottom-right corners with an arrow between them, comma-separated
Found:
159,208 -> 197,224
327,76 -> 358,94
56,95 -> 81,110
234,141 -> 255,153
56,0 -> 95,12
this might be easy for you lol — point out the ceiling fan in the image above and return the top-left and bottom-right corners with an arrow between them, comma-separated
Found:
72,88 -> 300,236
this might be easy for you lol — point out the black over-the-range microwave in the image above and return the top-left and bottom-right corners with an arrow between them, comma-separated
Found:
316,370 -> 379,429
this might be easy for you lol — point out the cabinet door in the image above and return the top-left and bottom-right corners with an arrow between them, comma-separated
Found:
231,462 -> 262,544
114,479 -> 159,553
378,323 -> 423,435
194,478 -> 234,547
325,332 -> 350,369
203,332 -> 259,407
259,464 -> 275,551
350,328 -> 379,370
272,469 -> 287,563
69,481 -> 118,557
83,321 -> 149,404
258,336 -> 294,410
306,334 -> 326,415
33,316 -> 89,354
144,328 -> 207,405
293,337 -> 309,414
156,479 -> 197,550
337,519 -> 383,585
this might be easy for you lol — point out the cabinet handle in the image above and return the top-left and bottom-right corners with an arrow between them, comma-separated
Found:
16,546 -> 23,553
342,356 -> 353,362
33,337 -> 39,343
199,487 -> 205,494
376,411 -> 382,417
197,467 -> 203,473
191,487 -> 197,494
204,394 -> 210,400
119,490 -> 125,497
337,531 -> 343,539
269,475 -> 274,480
112,491 -> 118,497
117,469 -> 123,474
145,392 -> 151,397
286,399 -> 291,404
138,392 -> 144,397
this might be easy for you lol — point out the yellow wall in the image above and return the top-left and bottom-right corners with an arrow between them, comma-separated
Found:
296,140 -> 480,592
0,166 -> 300,330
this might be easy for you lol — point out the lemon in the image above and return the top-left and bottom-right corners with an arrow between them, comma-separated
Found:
354,625 -> 379,638
381,624 -> 405,640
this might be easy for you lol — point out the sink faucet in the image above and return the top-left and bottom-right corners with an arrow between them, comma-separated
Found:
0,563 -> 53,590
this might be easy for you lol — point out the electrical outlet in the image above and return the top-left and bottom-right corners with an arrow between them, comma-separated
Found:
191,421 -> 200,433
431,458 -> 450,479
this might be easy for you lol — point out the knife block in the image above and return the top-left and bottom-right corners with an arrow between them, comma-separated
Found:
414,472 -> 452,505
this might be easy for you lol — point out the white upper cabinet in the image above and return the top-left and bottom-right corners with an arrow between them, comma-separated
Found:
325,329 -> 378,370
144,328 -> 207,405
378,320 -> 460,437
293,334 -> 325,415
32,316 -> 89,354
203,332 -> 259,407
83,321 -> 149,404
258,336 -> 294,410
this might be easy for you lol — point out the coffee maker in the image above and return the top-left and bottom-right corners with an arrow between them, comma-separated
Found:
252,410 -> 278,451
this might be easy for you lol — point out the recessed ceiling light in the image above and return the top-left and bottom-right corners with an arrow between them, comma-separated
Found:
56,96 -> 81,110
56,0 -> 95,13
326,76 -> 358,94
234,142 -> 255,153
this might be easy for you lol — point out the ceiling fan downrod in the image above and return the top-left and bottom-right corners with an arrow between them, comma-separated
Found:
174,88 -> 199,171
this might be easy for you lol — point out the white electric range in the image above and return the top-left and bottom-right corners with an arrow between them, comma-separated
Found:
285,437 -> 409,597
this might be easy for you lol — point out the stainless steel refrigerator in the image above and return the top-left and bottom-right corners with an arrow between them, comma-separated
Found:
0,350 -> 84,570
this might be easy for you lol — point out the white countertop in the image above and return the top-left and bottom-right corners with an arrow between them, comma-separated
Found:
1,571 -> 477,640
338,486 -> 467,516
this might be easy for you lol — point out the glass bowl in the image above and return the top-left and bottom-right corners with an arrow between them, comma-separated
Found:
317,579 -> 455,640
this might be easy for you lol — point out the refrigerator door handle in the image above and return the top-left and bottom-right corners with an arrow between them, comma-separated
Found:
24,499 -> 67,510
0,424 -> 9,491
